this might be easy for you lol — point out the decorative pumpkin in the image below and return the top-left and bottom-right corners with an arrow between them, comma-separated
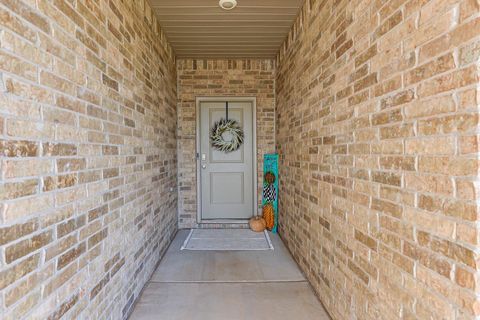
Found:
249,216 -> 266,232
262,203 -> 275,231
264,171 -> 276,185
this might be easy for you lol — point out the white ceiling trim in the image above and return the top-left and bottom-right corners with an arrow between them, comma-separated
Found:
149,0 -> 304,58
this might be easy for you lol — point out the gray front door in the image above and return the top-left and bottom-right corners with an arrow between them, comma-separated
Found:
199,100 -> 254,220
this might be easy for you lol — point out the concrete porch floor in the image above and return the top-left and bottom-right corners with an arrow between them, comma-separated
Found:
129,230 -> 331,320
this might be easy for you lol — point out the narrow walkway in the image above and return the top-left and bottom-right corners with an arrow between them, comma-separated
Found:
129,230 -> 330,320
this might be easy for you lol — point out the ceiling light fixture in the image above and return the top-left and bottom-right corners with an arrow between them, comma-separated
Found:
219,0 -> 237,10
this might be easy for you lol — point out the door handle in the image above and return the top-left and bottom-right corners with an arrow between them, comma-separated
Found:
201,164 -> 207,169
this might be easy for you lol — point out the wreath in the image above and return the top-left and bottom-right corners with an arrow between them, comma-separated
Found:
210,118 -> 244,153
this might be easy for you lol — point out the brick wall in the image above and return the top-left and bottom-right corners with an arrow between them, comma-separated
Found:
177,59 -> 275,228
276,0 -> 480,319
0,0 -> 177,319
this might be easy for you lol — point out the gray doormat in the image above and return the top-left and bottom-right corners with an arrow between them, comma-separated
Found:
181,229 -> 274,251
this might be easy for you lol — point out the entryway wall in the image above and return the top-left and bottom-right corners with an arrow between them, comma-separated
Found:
276,0 -> 480,319
0,0 -> 178,319
176,59 -> 276,228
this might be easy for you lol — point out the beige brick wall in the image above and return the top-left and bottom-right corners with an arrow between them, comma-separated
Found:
0,0 -> 177,319
177,59 -> 276,228
276,0 -> 480,319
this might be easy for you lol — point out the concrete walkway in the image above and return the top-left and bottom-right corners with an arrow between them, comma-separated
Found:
129,230 -> 330,320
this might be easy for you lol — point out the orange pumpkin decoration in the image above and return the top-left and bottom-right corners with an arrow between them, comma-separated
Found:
264,171 -> 276,185
262,203 -> 275,231
249,216 -> 266,232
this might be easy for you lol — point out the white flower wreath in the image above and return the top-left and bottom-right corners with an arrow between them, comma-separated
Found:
210,118 -> 244,153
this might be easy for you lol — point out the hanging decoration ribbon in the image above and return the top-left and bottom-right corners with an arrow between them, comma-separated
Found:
225,101 -> 229,120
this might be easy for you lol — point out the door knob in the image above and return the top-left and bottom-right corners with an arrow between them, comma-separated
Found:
201,164 -> 207,169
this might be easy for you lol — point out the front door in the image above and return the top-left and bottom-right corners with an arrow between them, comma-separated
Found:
199,100 -> 254,220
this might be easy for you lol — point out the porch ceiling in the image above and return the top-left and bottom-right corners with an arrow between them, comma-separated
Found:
149,0 -> 304,58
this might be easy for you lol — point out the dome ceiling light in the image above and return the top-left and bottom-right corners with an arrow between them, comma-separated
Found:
219,0 -> 237,10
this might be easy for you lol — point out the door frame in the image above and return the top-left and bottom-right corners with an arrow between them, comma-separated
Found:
195,97 -> 258,224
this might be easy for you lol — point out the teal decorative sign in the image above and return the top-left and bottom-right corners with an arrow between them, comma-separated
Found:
262,154 -> 279,233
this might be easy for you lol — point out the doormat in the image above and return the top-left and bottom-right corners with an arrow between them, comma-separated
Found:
181,229 -> 274,251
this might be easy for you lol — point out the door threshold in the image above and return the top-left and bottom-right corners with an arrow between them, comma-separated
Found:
199,219 -> 250,224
